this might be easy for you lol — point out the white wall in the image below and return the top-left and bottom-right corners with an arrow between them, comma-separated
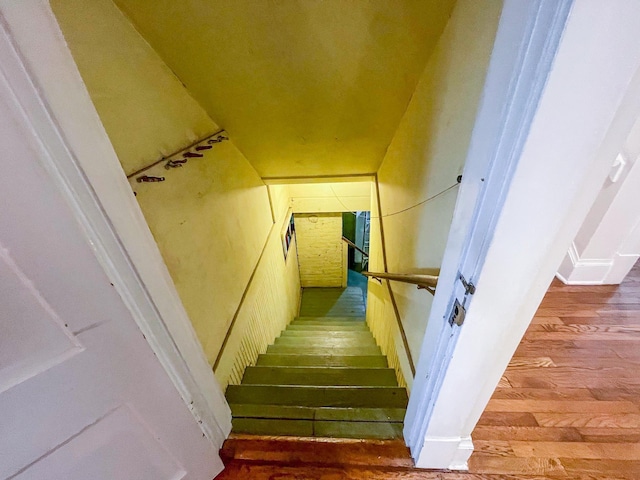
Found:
558,115 -> 640,284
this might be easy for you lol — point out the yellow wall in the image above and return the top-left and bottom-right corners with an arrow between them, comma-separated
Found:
295,213 -> 344,287
53,0 -> 299,377
371,0 -> 503,370
111,0 -> 456,178
288,181 -> 372,213
366,184 -> 410,390
214,193 -> 301,389
51,0 -> 216,176
129,143 -> 273,365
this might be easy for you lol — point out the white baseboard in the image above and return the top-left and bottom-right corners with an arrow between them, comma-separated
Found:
556,242 -> 613,285
415,435 -> 474,470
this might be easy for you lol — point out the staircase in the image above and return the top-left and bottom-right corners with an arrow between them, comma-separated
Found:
225,287 -> 407,439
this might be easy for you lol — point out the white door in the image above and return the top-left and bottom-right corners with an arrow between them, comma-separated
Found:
0,16 -> 224,480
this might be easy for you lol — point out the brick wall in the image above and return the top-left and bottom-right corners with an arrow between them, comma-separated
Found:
295,213 -> 344,287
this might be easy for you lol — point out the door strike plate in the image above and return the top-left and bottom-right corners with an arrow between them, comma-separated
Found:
448,299 -> 466,327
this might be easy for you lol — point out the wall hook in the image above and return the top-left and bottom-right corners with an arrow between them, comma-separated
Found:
165,159 -> 187,169
207,134 -> 229,145
136,175 -> 165,183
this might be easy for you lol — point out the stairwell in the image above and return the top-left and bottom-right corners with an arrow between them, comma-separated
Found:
225,286 -> 408,439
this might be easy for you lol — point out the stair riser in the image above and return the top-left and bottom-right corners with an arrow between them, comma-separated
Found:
231,418 -> 404,440
256,354 -> 388,368
267,345 -> 381,355
230,404 -> 406,422
286,324 -> 369,332
296,317 -> 366,322
280,331 -> 374,339
274,337 -> 378,348
242,367 -> 398,386
226,385 -> 408,408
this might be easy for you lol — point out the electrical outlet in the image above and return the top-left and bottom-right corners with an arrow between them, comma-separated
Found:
448,299 -> 466,326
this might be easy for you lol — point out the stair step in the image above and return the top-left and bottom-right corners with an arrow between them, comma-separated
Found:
286,323 -> 369,332
230,404 -> 406,422
220,436 -> 413,468
242,366 -> 398,386
256,354 -> 388,368
273,336 -> 378,348
296,316 -> 366,322
225,385 -> 408,408
231,418 -> 403,439
293,318 -> 365,326
266,344 -> 381,355
280,330 -> 374,339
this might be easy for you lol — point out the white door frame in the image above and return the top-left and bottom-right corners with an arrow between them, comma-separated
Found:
405,0 -> 640,469
0,0 -> 230,448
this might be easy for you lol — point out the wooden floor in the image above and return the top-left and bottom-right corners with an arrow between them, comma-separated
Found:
216,263 -> 640,479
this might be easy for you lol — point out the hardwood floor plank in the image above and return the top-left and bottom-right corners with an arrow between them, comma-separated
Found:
467,455 -> 567,476
472,440 -> 515,457
506,357 -> 557,369
471,426 -> 582,442
484,399 -> 639,414
476,411 -> 539,427
510,441 -> 640,460
560,459 -> 640,480
490,388 -> 595,401
533,413 -> 640,428
576,427 -> 640,443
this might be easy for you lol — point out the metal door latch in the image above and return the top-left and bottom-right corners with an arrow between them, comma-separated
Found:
448,298 -> 466,326
459,274 -> 476,295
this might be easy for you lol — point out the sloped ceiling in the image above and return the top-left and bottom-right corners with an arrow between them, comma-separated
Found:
113,0 -> 456,178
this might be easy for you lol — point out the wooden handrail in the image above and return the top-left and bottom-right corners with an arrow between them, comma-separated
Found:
362,271 -> 438,295
341,236 -> 369,258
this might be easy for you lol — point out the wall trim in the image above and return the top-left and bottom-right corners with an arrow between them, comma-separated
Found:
556,241 -> 613,285
416,435 -> 474,471
0,0 -> 230,450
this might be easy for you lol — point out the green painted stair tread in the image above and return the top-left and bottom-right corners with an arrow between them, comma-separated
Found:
286,324 -> 369,331
295,316 -> 366,322
241,366 -> 398,386
273,337 -> 378,348
280,330 -> 374,338
293,318 -> 365,325
315,420 -> 404,440
226,385 -> 408,408
290,321 -> 367,328
230,404 -> 406,422
256,354 -> 388,368
266,345 -> 381,355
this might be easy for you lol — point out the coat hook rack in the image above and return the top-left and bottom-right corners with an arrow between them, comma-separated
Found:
127,129 -> 228,182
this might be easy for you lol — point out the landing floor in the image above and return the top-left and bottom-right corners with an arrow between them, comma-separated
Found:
299,285 -> 366,318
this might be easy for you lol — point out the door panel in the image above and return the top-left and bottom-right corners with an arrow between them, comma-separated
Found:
0,17 -> 222,480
